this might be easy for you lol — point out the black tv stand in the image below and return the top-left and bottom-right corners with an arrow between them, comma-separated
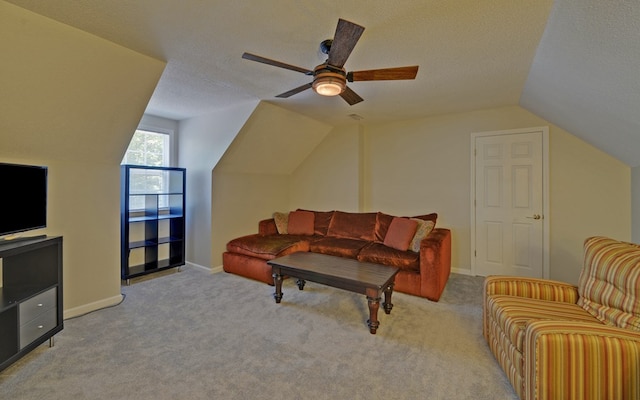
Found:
0,234 -> 48,244
0,236 -> 63,372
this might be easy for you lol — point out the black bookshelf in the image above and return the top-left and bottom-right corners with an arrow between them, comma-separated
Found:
121,165 -> 186,282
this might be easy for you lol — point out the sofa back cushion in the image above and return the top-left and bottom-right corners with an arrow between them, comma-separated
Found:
326,211 -> 377,241
412,213 -> 438,223
374,212 -> 395,242
288,210 -> 315,235
577,236 -> 640,331
300,209 -> 334,236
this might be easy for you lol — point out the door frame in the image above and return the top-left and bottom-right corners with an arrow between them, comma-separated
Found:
470,126 -> 550,278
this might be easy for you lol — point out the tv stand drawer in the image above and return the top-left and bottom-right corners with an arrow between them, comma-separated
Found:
20,308 -> 57,349
20,288 -> 56,323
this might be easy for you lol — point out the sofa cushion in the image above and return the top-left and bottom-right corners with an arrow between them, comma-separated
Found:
383,217 -> 418,251
273,212 -> 289,234
297,209 -> 334,236
226,234 -> 309,260
288,210 -> 315,235
487,294 -> 602,353
326,211 -> 377,241
374,212 -> 395,242
409,218 -> 435,253
309,237 -> 370,258
357,242 -> 420,272
577,236 -> 640,330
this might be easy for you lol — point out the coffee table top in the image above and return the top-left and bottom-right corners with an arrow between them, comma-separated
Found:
268,252 -> 399,291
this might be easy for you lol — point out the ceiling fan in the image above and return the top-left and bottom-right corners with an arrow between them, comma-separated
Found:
242,18 -> 419,106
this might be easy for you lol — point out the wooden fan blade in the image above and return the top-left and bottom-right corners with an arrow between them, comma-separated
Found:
242,52 -> 312,74
327,19 -> 365,68
275,82 -> 313,98
339,86 -> 364,105
348,66 -> 419,82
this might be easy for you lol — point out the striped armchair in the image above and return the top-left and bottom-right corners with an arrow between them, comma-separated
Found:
483,236 -> 640,400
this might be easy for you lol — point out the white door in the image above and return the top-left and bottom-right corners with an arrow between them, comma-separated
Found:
472,128 -> 547,278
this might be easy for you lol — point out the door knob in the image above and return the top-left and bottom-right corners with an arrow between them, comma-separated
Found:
526,214 -> 542,220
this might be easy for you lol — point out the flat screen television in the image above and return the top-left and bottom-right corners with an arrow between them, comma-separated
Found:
0,163 -> 48,237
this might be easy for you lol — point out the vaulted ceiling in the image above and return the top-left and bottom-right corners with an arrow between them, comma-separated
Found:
6,0 -> 639,166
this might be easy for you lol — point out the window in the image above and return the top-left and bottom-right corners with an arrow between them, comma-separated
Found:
121,129 -> 170,167
122,129 -> 173,211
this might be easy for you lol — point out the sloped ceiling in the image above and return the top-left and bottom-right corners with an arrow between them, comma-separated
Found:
5,0 -> 639,166
521,0 -> 640,167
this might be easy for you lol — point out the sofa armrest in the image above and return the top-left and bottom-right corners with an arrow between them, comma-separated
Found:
524,320 -> 640,400
482,277 -> 580,340
483,275 -> 579,303
258,218 -> 278,236
418,228 -> 451,301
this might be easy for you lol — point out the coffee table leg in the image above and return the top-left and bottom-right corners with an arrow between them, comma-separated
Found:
383,282 -> 394,314
366,289 -> 381,334
272,268 -> 283,303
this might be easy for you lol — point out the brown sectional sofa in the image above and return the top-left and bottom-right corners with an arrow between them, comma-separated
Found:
223,209 -> 452,301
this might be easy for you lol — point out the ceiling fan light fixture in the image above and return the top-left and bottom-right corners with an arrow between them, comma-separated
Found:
312,68 -> 346,96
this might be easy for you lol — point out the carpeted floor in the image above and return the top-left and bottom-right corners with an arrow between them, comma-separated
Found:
0,266 -> 517,399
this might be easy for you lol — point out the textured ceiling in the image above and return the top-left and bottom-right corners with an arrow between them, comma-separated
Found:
521,0 -> 640,167
5,0 -> 640,166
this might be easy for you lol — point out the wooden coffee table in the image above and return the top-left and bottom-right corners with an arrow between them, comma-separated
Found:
267,252 -> 400,334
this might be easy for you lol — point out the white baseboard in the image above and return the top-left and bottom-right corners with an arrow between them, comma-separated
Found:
451,267 -> 474,276
64,294 -> 123,320
64,263 -> 223,320
211,265 -> 224,274
185,261 -> 223,274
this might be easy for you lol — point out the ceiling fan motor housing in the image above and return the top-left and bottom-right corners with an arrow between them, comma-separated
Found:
319,39 -> 333,55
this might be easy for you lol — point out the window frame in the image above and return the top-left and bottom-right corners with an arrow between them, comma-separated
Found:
122,117 -> 178,212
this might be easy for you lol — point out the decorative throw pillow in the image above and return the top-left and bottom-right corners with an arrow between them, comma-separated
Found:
287,210 -> 315,235
383,217 -> 419,251
409,219 -> 435,252
273,212 -> 289,234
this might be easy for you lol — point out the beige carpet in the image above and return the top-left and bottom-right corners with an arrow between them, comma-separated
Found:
0,266 -> 517,399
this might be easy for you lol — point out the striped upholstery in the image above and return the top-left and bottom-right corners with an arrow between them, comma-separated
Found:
525,321 -> 640,400
487,295 -> 601,353
483,236 -> 640,399
577,236 -> 640,331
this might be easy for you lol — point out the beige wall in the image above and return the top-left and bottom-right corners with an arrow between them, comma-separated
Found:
289,124 -> 362,212
210,102 -> 332,267
179,100 -> 258,268
286,105 -> 630,284
549,126 -> 630,283
633,166 -> 640,243
0,2 -> 165,316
